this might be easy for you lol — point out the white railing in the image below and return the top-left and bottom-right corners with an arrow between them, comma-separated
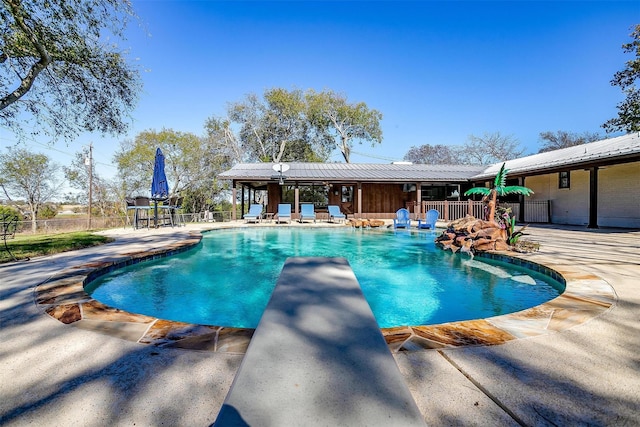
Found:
418,200 -> 550,223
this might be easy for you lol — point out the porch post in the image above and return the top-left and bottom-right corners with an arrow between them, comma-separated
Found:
357,183 -> 362,218
588,167 -> 599,229
232,181 -> 237,221
518,177 -> 525,223
241,185 -> 246,219
416,183 -> 422,219
294,184 -> 300,219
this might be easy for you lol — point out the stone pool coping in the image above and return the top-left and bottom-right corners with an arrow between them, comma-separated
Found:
35,227 -> 617,354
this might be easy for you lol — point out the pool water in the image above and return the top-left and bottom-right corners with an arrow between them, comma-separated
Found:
87,228 -> 564,328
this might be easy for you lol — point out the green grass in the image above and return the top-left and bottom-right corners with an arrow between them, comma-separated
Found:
0,232 -> 114,263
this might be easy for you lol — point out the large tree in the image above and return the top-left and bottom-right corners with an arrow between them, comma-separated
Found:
114,129 -> 230,214
459,132 -> 525,165
0,0 -> 141,140
403,144 -> 458,164
603,24 -> 640,133
538,130 -> 601,153
305,89 -> 383,163
0,147 -> 60,232
227,88 -> 332,163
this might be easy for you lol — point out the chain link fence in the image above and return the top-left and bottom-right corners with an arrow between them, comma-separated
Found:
8,211 -> 235,236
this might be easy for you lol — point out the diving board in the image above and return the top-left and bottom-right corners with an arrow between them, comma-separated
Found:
214,257 -> 426,426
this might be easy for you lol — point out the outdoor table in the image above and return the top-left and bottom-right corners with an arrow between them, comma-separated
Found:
127,205 -> 152,229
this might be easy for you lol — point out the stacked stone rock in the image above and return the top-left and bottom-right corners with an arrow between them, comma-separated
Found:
435,215 -> 510,253
348,219 -> 386,228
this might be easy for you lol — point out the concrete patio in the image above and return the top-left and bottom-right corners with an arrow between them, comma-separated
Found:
1,222 -> 639,426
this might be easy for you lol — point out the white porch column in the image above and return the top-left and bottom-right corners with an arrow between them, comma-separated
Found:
357,183 -> 362,218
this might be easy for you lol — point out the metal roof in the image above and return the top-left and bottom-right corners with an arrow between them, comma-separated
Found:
472,133 -> 640,180
218,134 -> 640,183
218,162 -> 486,183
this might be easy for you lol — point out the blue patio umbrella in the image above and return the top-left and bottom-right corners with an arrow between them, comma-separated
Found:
151,148 -> 169,227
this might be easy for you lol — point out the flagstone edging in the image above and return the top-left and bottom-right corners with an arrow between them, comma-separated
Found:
34,228 -> 617,353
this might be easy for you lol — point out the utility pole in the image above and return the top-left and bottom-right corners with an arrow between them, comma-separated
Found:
85,143 -> 93,230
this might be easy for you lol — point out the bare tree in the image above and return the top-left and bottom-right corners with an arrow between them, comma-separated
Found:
403,144 -> 458,164
460,132 -> 525,165
538,131 -> 601,153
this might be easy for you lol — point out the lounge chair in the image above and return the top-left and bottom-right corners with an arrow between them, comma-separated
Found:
299,204 -> 316,223
417,209 -> 439,230
393,208 -> 411,229
276,204 -> 292,224
327,205 -> 346,223
243,204 -> 263,223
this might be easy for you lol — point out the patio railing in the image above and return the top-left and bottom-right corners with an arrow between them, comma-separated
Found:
418,200 -> 550,223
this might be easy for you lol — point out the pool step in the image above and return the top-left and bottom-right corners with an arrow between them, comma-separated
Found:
214,257 -> 426,426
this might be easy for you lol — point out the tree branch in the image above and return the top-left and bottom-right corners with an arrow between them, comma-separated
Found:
0,0 -> 52,110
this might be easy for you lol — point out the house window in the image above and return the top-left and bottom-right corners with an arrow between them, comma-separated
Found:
341,186 -> 353,203
559,171 -> 570,189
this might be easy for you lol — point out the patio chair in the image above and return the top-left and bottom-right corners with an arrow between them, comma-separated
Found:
418,209 -> 439,230
169,196 -> 185,226
243,204 -> 263,223
299,204 -> 316,223
393,208 -> 411,229
327,205 -> 346,223
134,196 -> 151,229
276,204 -> 292,224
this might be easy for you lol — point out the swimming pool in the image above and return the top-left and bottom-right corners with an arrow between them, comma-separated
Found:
86,228 -> 564,328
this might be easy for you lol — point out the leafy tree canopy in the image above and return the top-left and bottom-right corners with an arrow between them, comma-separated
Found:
0,146 -> 60,232
114,129 -> 231,213
208,88 -> 382,164
0,0 -> 142,141
305,89 -> 383,163
537,130 -> 601,153
603,24 -> 640,133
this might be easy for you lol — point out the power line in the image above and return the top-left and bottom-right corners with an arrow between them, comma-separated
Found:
0,135 -> 116,168
350,149 -> 403,163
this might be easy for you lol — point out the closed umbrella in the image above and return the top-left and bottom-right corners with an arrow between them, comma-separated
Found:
151,148 -> 169,227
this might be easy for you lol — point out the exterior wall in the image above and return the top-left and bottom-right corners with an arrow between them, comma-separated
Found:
598,161 -> 640,228
525,171 -> 590,225
524,162 -> 640,228
361,183 -> 415,217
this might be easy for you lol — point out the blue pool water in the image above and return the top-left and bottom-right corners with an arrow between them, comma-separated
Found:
87,228 -> 564,328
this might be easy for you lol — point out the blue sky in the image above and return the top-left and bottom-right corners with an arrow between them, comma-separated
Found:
2,1 -> 638,180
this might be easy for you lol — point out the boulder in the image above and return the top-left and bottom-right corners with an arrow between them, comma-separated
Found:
436,215 -> 510,254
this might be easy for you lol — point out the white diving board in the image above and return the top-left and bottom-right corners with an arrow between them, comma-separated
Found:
214,257 -> 426,426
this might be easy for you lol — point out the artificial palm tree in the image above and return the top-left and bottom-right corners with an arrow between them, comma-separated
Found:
464,163 -> 534,224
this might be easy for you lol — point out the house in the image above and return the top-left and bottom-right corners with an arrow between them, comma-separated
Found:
218,133 -> 640,228
471,133 -> 640,228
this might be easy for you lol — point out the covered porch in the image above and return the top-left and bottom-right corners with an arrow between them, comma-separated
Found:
218,163 -> 486,221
